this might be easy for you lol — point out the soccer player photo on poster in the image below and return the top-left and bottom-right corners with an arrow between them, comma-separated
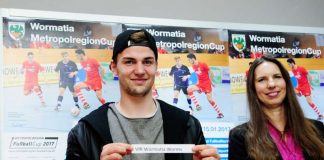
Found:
1,17 -> 122,159
228,30 -> 324,123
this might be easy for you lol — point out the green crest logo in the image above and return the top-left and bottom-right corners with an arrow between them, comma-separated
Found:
232,34 -> 246,52
8,22 -> 25,41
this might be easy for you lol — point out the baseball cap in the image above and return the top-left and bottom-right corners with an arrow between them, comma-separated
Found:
112,29 -> 158,62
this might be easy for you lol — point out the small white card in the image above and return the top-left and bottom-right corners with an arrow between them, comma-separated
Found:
132,144 -> 194,153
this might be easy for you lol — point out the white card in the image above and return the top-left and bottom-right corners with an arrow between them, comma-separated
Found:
132,144 -> 194,153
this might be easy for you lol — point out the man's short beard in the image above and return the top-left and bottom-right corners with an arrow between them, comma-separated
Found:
126,86 -> 151,97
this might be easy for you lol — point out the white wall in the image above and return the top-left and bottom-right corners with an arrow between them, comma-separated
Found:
0,0 -> 323,28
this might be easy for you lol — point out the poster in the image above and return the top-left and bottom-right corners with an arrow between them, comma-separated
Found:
228,30 -> 324,122
2,17 -> 121,159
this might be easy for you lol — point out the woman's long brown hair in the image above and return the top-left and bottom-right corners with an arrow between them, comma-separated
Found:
246,56 -> 324,159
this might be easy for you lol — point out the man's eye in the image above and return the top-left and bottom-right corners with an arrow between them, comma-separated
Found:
124,61 -> 134,65
143,60 -> 154,65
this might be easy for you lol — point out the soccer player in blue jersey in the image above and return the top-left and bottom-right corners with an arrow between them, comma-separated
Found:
54,51 -> 79,111
169,56 -> 193,112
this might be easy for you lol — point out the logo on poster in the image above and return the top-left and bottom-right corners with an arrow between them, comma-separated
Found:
232,34 -> 246,52
8,22 -> 25,41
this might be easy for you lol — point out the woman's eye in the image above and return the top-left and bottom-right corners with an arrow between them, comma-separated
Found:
257,79 -> 264,82
274,75 -> 282,79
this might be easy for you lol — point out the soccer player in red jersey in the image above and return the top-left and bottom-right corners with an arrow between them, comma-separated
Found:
74,49 -> 106,109
287,58 -> 323,120
186,53 -> 224,118
21,52 -> 46,106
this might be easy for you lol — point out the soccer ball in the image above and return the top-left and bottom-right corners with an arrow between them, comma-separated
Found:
70,106 -> 80,117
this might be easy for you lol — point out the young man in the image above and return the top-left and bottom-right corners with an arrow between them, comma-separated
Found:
186,53 -> 224,119
287,58 -> 323,120
21,52 -> 46,106
169,56 -> 192,112
74,49 -> 106,109
66,30 -> 220,160
54,51 -> 79,111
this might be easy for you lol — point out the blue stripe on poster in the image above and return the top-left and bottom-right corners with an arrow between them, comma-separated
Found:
205,138 -> 229,144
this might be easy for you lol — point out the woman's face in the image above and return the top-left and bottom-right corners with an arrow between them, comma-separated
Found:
254,61 -> 287,109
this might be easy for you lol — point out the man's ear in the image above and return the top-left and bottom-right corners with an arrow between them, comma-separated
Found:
110,61 -> 117,75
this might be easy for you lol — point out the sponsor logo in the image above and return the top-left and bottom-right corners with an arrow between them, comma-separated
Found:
8,22 -> 25,40
232,34 -> 246,52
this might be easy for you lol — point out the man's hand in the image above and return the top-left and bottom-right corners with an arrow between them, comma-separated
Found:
100,143 -> 133,160
192,145 -> 220,160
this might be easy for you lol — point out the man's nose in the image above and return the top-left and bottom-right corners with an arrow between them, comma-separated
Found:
134,63 -> 145,74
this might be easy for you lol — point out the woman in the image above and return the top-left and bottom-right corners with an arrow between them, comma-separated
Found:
228,56 -> 324,160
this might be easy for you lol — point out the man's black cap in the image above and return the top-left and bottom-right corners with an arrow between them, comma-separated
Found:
112,29 -> 158,61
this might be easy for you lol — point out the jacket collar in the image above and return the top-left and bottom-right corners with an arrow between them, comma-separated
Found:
80,102 -> 113,145
158,99 -> 190,160
158,99 -> 190,144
